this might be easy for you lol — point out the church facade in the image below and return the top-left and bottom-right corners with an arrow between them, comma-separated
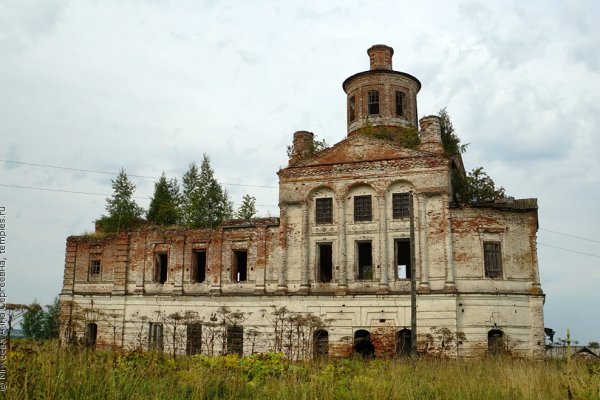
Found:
60,45 -> 545,358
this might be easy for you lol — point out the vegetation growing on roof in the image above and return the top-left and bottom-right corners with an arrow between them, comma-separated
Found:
358,119 -> 421,149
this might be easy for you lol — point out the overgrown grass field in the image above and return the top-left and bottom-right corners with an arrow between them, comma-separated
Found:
4,340 -> 600,399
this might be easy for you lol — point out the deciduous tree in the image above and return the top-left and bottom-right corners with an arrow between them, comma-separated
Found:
237,194 -> 257,221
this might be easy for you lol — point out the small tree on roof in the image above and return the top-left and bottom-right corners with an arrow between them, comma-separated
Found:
98,168 -> 144,232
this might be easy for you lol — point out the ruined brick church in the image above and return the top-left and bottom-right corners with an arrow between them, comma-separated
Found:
60,45 -> 545,358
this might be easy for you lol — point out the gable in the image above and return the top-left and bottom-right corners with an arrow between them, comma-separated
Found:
291,134 -> 442,167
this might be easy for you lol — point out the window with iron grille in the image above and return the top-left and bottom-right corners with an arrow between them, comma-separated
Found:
392,192 -> 410,219
354,195 -> 372,222
90,259 -> 101,276
395,91 -> 405,116
315,198 -> 333,224
484,242 -> 502,278
349,96 -> 356,122
368,91 -> 379,115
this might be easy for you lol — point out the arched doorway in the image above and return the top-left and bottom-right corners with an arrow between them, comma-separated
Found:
313,329 -> 329,358
396,329 -> 412,356
488,329 -> 504,355
354,329 -> 375,358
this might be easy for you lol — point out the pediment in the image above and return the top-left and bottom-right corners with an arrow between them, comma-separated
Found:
291,134 -> 440,167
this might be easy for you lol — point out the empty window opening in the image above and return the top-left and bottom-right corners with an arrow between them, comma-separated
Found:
354,195 -> 372,222
193,250 -> 206,283
317,243 -> 333,283
357,242 -> 373,280
90,260 -> 101,276
226,325 -> 244,355
354,329 -> 375,358
85,323 -> 98,349
186,323 -> 202,355
154,253 -> 168,284
395,239 -> 411,279
395,91 -> 405,117
397,329 -> 412,356
315,197 -> 333,224
368,90 -> 379,115
232,250 -> 248,282
488,329 -> 505,356
392,192 -> 410,219
484,242 -> 502,278
149,323 -> 164,351
349,96 -> 356,122
313,329 -> 329,358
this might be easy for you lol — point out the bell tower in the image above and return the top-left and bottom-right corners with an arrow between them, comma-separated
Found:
343,45 -> 421,136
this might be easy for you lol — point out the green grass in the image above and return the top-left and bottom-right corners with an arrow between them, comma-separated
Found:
4,340 -> 600,400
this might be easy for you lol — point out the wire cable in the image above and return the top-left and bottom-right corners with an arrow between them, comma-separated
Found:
540,228 -> 600,243
538,242 -> 600,259
0,159 -> 278,189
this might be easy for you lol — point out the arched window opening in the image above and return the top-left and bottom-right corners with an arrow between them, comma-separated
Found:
397,329 -> 412,356
85,323 -> 98,349
354,329 -> 375,358
313,329 -> 329,358
488,329 -> 505,356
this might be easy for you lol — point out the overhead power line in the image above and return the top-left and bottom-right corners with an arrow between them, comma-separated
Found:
538,242 -> 600,259
540,228 -> 600,243
0,182 -> 278,207
0,159 -> 278,189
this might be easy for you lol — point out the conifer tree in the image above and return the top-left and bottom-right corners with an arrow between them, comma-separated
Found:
147,172 -> 181,225
181,155 -> 233,228
237,194 -> 257,221
98,168 -> 144,232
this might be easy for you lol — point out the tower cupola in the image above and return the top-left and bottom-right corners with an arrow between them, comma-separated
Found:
343,45 -> 421,137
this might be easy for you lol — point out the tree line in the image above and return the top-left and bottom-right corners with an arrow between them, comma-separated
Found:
97,153 -> 258,233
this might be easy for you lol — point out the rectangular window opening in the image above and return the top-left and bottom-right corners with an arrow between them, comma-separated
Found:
149,323 -> 164,351
349,96 -> 356,122
226,325 -> 244,355
318,243 -> 333,283
368,90 -> 379,115
186,323 -> 202,355
154,253 -> 168,284
395,91 -> 405,117
315,197 -> 333,224
395,239 -> 411,279
232,250 -> 248,282
193,250 -> 207,283
484,242 -> 502,278
90,259 -> 101,276
357,242 -> 373,280
354,195 -> 372,222
392,193 -> 410,219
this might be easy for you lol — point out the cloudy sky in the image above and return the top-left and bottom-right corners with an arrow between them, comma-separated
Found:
1,0 -> 599,344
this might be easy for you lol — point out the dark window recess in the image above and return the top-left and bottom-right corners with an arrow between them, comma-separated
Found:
392,192 -> 410,219
90,260 -> 101,276
354,195 -> 372,222
397,329 -> 412,356
484,242 -> 502,278
349,96 -> 356,122
318,243 -> 333,283
232,250 -> 248,282
186,323 -> 202,355
226,325 -> 244,355
315,197 -> 333,224
395,239 -> 411,279
149,323 -> 164,351
357,242 -> 373,280
313,329 -> 329,358
154,253 -> 168,284
488,329 -> 505,355
395,91 -> 405,117
85,323 -> 98,348
193,250 -> 206,283
354,329 -> 375,358
368,90 -> 379,115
